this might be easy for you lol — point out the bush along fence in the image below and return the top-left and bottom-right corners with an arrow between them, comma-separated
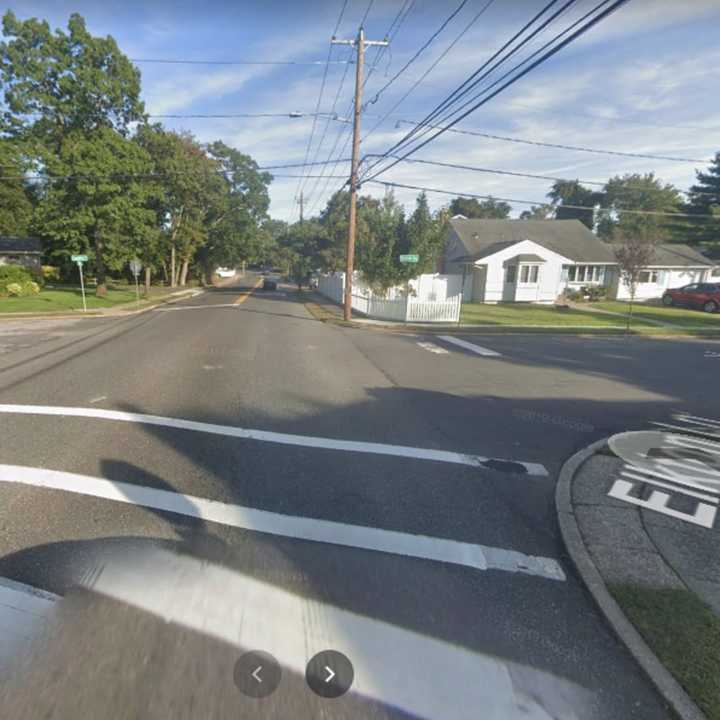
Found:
317,272 -> 462,323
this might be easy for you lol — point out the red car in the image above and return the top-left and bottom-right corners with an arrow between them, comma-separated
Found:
662,282 -> 720,313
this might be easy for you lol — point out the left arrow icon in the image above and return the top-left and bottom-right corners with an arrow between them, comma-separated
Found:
252,666 -> 263,683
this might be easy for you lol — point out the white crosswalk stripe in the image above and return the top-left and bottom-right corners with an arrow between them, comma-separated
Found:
437,336 -> 501,357
416,342 -> 449,355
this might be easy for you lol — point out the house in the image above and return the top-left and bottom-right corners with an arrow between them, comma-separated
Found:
0,237 -> 42,272
609,243 -> 716,300
443,218 -> 718,303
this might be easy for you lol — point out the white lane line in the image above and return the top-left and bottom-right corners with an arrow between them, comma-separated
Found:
416,342 -> 449,355
0,464 -> 564,581
0,405 -> 548,476
437,335 -> 501,357
80,549 -> 582,720
154,303 -> 239,312
89,396 -> 107,404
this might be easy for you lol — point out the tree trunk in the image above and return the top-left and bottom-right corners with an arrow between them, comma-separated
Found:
170,244 -> 177,288
179,257 -> 189,286
161,261 -> 168,285
95,231 -> 108,297
144,266 -> 151,297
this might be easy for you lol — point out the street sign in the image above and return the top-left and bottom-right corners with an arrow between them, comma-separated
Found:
129,258 -> 142,277
71,256 -> 88,312
71,254 -> 88,263
399,254 -> 419,263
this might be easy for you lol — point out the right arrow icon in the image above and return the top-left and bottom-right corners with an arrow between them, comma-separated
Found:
324,665 -> 335,683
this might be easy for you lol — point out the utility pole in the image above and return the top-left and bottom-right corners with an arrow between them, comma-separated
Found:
298,191 -> 304,224
332,28 -> 388,321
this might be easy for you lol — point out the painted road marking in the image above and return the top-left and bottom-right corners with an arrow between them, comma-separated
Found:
437,336 -> 501,357
0,405 -> 548,476
154,303 -> 239,312
0,464 -> 564,580
79,549 -> 582,720
416,342 -> 449,355
89,396 -> 107,404
234,279 -> 263,305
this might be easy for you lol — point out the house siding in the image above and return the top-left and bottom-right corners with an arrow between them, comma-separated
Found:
615,267 -> 709,300
0,254 -> 41,271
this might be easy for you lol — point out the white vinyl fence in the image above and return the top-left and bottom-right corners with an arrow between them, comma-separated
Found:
317,273 -> 461,323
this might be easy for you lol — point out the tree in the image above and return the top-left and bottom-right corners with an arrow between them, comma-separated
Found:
197,141 -> 272,280
547,180 -> 600,229
519,204 -> 554,220
403,192 -> 446,278
686,152 -> 720,247
0,138 -> 36,235
614,236 -> 657,331
597,173 -> 683,243
448,196 -> 511,219
0,12 -> 144,150
34,126 -> 160,295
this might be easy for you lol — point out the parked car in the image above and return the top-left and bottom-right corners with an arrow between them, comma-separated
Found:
262,278 -> 277,291
215,267 -> 236,278
662,283 -> 720,313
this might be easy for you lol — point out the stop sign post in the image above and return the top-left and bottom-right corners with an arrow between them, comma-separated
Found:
129,258 -> 142,307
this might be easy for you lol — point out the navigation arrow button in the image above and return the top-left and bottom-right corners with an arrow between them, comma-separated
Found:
324,665 -> 335,683
252,666 -> 263,683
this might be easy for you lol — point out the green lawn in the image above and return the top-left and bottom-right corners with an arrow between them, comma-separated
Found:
591,300 -> 720,328
0,285 -> 169,313
610,585 -> 720,720
460,302 -> 654,327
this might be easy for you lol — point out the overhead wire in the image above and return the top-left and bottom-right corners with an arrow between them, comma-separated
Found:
391,120 -> 710,163
365,180 -> 720,220
292,0 -> 350,221
361,0 -> 498,145
360,0 -> 630,183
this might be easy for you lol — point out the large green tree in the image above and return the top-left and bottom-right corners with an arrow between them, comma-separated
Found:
597,173 -> 683,243
547,180 -> 600,229
0,138 -> 36,234
403,192 -> 445,277
685,152 -> 720,247
448,196 -> 511,219
34,126 -> 160,295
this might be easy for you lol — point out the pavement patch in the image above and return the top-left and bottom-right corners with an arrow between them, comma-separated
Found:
0,464 -> 565,581
0,404 -> 548,476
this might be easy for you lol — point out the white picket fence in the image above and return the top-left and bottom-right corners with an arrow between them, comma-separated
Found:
317,273 -> 461,323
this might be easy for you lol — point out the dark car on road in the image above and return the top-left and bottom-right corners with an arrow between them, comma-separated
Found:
262,278 -> 277,291
662,282 -> 720,313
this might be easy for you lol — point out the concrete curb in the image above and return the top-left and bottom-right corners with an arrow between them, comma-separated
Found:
556,440 -> 708,720
0,288 -> 205,322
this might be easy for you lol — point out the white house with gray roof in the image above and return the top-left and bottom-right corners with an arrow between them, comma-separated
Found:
443,218 -> 717,303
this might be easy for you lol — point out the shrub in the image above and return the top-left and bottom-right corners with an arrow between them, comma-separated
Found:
42,265 -> 61,281
563,288 -> 584,302
5,282 -> 24,296
582,285 -> 607,301
23,281 -> 40,295
0,264 -> 33,289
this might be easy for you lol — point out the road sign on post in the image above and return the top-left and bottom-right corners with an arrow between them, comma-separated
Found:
129,258 -> 142,307
399,254 -> 419,264
71,255 -> 88,312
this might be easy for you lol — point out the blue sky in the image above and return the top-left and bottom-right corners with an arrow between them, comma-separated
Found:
7,0 -> 720,222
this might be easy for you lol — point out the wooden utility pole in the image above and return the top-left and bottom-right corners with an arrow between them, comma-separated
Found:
298,191 -> 304,223
332,28 -> 388,321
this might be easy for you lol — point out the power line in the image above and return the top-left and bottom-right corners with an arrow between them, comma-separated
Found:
365,0 -> 470,109
130,58 -> 352,66
257,159 -> 352,170
361,0 -> 498,145
365,0 -> 572,174
365,179 -> 720,220
147,111 -> 343,119
370,154 -> 717,196
303,0 -> 414,215
361,0 -> 632,182
392,120 -> 710,163
292,0 -> 350,221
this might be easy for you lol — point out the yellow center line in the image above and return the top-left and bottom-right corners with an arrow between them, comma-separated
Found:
233,278 -> 263,305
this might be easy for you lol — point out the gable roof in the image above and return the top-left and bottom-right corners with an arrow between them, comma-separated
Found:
0,236 -> 42,254
448,219 -> 617,263
609,243 -> 714,267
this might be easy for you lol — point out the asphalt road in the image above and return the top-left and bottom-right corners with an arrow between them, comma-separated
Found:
0,273 -> 718,718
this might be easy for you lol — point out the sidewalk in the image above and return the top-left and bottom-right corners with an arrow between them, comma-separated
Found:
557,432 -> 720,720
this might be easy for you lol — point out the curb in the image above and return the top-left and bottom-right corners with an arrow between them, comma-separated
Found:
0,288 -> 205,321
556,440 -> 708,720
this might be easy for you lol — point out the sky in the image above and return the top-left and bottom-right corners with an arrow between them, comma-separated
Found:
6,0 -> 720,223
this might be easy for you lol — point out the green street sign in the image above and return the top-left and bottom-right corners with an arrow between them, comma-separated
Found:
399,254 -> 419,263
71,254 -> 88,263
